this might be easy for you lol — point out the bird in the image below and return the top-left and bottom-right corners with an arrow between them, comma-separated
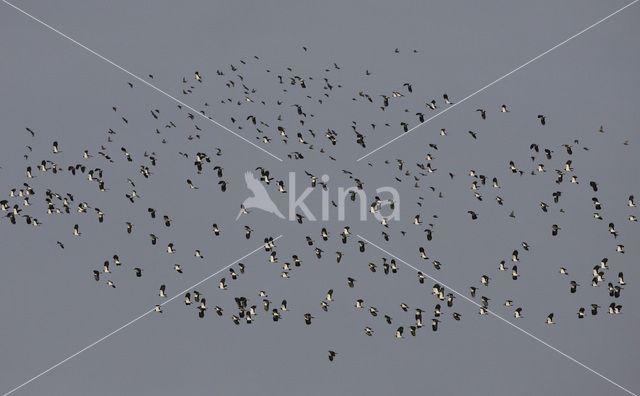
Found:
618,272 -> 626,285
187,179 -> 199,189
304,313 -> 314,325
608,303 -> 622,315
537,115 -> 546,125
570,281 -> 579,293
431,319 -> 440,331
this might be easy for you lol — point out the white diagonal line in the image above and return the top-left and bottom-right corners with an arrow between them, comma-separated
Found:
1,0 -> 283,162
2,235 -> 282,396
357,0 -> 639,162
357,234 -> 638,396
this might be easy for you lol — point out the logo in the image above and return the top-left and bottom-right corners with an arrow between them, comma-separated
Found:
236,172 -> 286,220
236,171 -> 400,223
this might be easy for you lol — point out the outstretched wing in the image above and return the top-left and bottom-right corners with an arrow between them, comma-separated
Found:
244,171 -> 259,188
246,171 -> 272,198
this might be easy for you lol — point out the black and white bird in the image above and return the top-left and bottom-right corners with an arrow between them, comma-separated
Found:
537,115 -> 546,125
304,313 -> 314,325
431,318 -> 440,331
514,308 -> 523,318
545,313 -> 555,324
570,281 -> 579,293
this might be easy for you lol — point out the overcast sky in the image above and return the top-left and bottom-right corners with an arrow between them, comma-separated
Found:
1,1 -> 639,395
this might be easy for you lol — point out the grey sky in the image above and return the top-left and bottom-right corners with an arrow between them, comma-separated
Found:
1,1 -> 639,395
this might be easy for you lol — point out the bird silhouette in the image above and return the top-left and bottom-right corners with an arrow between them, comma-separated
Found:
236,172 -> 285,220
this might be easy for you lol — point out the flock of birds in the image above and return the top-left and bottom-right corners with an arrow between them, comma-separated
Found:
2,46 -> 636,363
